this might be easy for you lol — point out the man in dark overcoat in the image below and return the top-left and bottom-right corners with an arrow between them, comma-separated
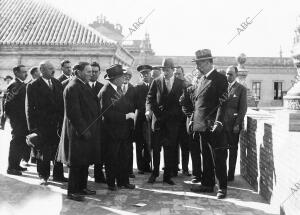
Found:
25,61 -> 66,185
88,62 -> 106,184
134,65 -> 152,174
146,58 -> 186,185
57,62 -> 101,201
98,64 -> 135,191
5,65 -> 29,175
187,49 -> 228,199
224,66 -> 247,181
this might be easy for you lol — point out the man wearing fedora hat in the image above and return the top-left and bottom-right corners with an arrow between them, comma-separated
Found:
98,64 -> 136,191
187,49 -> 228,199
146,58 -> 186,185
134,65 -> 153,174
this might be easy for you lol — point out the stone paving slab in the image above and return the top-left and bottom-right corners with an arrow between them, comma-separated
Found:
0,128 -> 280,215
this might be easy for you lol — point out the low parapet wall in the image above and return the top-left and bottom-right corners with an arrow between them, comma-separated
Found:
240,108 -> 300,215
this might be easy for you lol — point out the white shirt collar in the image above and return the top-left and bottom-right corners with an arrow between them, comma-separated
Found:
63,73 -> 70,79
89,81 -> 96,87
76,77 -> 85,84
229,80 -> 237,88
109,82 -> 118,92
16,78 -> 24,83
42,77 -> 51,86
204,67 -> 215,78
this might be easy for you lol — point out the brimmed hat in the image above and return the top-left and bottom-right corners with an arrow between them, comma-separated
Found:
137,65 -> 152,73
192,49 -> 215,62
161,58 -> 175,69
104,64 -> 126,80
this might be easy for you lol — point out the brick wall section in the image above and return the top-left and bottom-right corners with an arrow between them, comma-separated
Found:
240,109 -> 300,215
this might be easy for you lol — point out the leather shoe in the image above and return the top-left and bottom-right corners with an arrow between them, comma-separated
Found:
190,185 -> 214,193
108,185 -> 117,191
53,177 -> 68,182
163,178 -> 175,185
79,188 -> 96,195
17,166 -> 27,171
40,178 -> 49,186
137,170 -> 144,174
227,175 -> 234,182
191,177 -> 201,183
119,183 -> 135,189
95,178 -> 106,183
217,189 -> 227,199
182,170 -> 191,176
129,173 -> 135,178
7,168 -> 22,176
147,175 -> 156,184
67,193 -> 85,201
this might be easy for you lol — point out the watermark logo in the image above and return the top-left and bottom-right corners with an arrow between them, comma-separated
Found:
120,9 -> 155,44
227,9 -> 263,45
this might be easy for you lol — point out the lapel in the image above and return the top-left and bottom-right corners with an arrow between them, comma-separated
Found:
195,70 -> 216,99
75,78 -> 98,112
228,82 -> 240,98
38,77 -> 56,104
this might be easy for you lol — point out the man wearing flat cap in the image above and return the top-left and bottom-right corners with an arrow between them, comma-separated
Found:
146,58 -> 186,185
185,49 -> 228,199
134,65 -> 153,174
98,64 -> 136,191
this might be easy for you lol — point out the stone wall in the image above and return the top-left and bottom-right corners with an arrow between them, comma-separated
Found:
240,109 -> 300,215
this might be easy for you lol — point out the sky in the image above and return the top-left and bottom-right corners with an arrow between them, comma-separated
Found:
41,0 -> 300,57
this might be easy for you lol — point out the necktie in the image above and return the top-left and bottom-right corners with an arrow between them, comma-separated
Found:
92,83 -> 95,90
117,86 -> 123,95
165,80 -> 171,92
48,79 -> 53,90
122,84 -> 126,94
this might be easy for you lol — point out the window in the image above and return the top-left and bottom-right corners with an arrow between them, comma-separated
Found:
274,82 -> 283,100
252,82 -> 261,100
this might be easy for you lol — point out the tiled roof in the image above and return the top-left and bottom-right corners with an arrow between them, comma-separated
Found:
0,0 -> 116,47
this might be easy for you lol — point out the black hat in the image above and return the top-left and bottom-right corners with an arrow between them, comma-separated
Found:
161,58 -> 175,69
104,64 -> 126,80
137,65 -> 152,73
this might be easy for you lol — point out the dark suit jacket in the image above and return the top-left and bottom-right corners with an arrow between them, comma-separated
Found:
25,77 -> 64,160
98,83 -> 134,141
57,77 -> 101,166
90,81 -> 104,96
134,82 -> 150,126
146,76 -> 186,131
57,74 -> 68,83
193,69 -> 228,132
4,79 -> 28,136
223,81 -> 247,131
179,84 -> 197,134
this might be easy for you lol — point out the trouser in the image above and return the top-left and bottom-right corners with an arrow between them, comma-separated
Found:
190,132 -> 202,179
199,131 -> 228,189
37,159 -> 64,180
105,139 -> 129,187
94,141 -> 106,181
128,141 -> 133,174
68,165 -> 89,194
8,134 -> 27,170
135,121 -> 151,171
225,130 -> 240,178
175,124 -> 190,172
152,130 -> 175,179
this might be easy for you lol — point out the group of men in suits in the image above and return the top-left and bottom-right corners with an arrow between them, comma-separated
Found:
2,48 -> 247,201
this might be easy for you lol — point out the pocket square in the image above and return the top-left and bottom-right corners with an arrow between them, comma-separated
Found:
233,94 -> 237,98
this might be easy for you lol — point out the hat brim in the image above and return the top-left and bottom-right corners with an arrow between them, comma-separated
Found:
192,56 -> 215,62
104,71 -> 127,80
139,69 -> 152,73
